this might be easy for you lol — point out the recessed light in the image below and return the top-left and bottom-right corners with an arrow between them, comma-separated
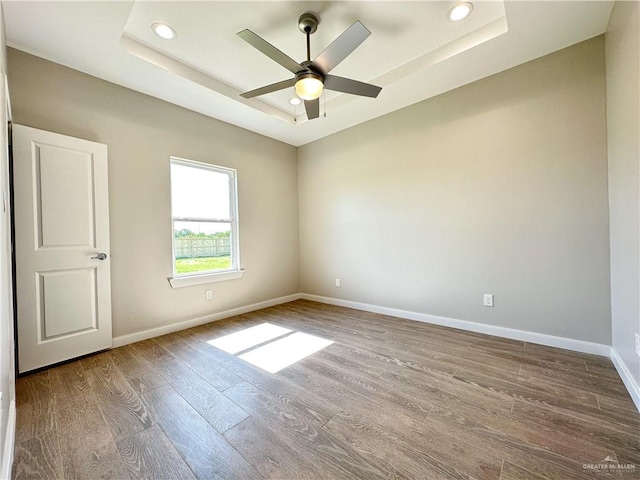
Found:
448,2 -> 473,22
152,22 -> 177,40
289,97 -> 302,106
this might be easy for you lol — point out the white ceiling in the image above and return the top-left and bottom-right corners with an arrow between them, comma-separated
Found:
3,1 -> 613,146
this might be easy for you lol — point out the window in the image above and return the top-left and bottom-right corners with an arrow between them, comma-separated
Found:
169,157 -> 241,287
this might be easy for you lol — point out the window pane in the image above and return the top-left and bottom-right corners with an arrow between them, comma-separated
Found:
174,221 -> 231,274
171,163 -> 230,219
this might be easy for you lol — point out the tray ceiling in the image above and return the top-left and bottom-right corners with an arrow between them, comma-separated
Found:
4,1 -> 613,146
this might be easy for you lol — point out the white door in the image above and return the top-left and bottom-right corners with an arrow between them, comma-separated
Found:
13,125 -> 112,373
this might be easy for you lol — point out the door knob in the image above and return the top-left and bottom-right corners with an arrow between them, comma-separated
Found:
91,253 -> 108,260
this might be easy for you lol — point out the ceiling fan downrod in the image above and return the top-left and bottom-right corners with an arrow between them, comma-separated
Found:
298,12 -> 319,64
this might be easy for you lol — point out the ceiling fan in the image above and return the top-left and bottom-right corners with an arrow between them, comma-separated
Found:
237,12 -> 382,120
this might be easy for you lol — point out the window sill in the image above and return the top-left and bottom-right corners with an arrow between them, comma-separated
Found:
168,269 -> 244,288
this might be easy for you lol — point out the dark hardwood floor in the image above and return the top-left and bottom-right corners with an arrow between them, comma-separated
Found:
12,300 -> 640,479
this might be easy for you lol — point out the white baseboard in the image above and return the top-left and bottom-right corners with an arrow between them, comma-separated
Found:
1,400 -> 15,480
300,293 -> 611,357
611,349 -> 640,413
112,293 -> 301,348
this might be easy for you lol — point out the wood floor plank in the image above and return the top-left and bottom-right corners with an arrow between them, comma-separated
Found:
84,358 -> 153,440
223,416 -> 328,480
186,315 -> 266,344
141,384 -> 261,480
79,349 -> 112,371
597,395 -> 640,422
300,355 -> 434,421
452,366 -> 604,417
108,344 -> 167,394
279,304 -> 428,352
281,361 -> 398,423
510,350 -> 596,378
404,411 -> 504,480
130,339 -> 176,366
499,461 -> 549,480
150,332 -> 183,347
323,341 -> 457,378
523,342 -> 607,365
318,343 -> 513,416
223,381 -> 390,479
115,424 -> 196,480
148,354 -> 249,433
425,404 -> 600,480
12,430 -> 62,480
519,362 -> 630,399
427,390 -> 618,470
459,345 -> 523,373
512,400 -> 640,464
228,368 -> 337,428
160,339 -> 243,391
14,372 -> 55,444
507,401 -> 620,466
15,371 -> 49,406
54,390 -> 129,480
49,361 -> 89,402
324,408 -> 502,480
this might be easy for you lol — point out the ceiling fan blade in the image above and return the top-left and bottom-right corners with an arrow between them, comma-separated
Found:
304,98 -> 320,120
324,75 -> 381,98
237,29 -> 304,75
240,78 -> 296,99
312,21 -> 370,74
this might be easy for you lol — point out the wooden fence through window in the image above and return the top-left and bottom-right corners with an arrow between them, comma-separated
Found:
175,237 -> 230,258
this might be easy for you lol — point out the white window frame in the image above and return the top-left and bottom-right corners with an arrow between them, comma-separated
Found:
168,157 -> 243,288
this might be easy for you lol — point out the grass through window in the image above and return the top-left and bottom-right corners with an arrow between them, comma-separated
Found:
175,256 -> 231,274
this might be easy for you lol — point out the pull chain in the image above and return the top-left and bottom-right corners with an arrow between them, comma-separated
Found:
323,91 -> 326,118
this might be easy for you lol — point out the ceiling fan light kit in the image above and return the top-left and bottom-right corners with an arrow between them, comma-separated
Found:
237,12 -> 382,121
295,72 -> 324,100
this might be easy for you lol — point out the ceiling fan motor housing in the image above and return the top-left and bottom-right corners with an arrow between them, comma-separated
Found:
298,12 -> 319,34
299,60 -> 322,76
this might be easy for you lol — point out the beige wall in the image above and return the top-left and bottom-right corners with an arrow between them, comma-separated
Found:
7,48 -> 299,339
0,6 -> 16,475
606,1 -> 640,383
298,37 -> 611,344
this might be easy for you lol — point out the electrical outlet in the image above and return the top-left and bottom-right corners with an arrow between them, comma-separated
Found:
483,294 -> 494,307
635,333 -> 640,358
205,289 -> 213,301
335,278 -> 341,287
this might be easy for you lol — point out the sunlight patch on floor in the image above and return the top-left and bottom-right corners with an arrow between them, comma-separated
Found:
239,332 -> 334,373
207,322 -> 292,354
207,322 -> 333,373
